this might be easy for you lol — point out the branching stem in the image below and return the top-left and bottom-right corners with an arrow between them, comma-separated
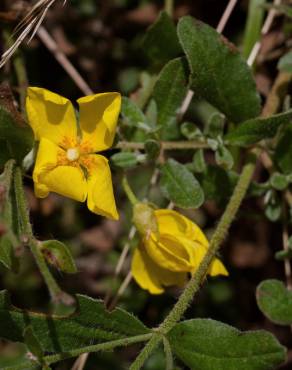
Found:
45,333 -> 153,365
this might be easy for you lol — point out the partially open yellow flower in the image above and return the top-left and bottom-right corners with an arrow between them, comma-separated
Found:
131,208 -> 228,294
26,87 -> 121,220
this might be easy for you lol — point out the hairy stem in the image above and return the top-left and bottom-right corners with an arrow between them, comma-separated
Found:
129,335 -> 162,370
165,0 -> 174,16
45,333 -> 153,365
14,166 -> 66,302
163,337 -> 174,370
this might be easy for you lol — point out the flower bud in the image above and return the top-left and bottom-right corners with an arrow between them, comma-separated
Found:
133,203 -> 159,238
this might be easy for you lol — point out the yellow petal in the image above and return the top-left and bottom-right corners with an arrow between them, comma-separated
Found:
131,247 -> 187,295
209,258 -> 229,277
132,247 -> 164,294
145,234 -> 194,272
39,166 -> 87,202
85,154 -> 119,220
33,138 -> 60,199
26,87 -> 77,145
34,182 -> 49,198
155,209 -> 209,247
78,92 -> 121,152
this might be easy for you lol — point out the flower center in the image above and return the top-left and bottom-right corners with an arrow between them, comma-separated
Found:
66,148 -> 80,161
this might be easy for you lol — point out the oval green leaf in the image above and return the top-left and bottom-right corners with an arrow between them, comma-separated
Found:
160,159 -> 204,208
111,152 -> 138,169
167,319 -> 286,370
153,57 -> 189,140
256,279 -> 292,325
177,16 -> 261,123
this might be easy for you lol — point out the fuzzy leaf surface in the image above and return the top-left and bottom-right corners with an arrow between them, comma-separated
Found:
153,57 -> 189,139
167,319 -> 286,370
0,107 -> 33,167
177,16 -> 261,123
0,291 -> 150,354
225,110 -> 292,145
160,159 -> 204,208
142,11 -> 182,67
256,279 -> 292,326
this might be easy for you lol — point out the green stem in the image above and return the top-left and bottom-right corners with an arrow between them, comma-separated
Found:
14,166 -> 66,302
163,337 -> 174,370
122,176 -> 138,205
130,156 -> 257,369
165,0 -> 174,17
116,140 -> 209,151
45,333 -> 153,365
129,335 -> 162,370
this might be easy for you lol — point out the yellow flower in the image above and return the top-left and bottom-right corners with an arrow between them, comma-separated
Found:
26,87 -> 121,220
131,208 -> 228,294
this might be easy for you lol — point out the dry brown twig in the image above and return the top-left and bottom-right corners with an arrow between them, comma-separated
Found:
0,0 -> 67,68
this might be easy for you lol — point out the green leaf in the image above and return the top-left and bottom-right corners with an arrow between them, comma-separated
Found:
278,50 -> 292,73
142,11 -> 182,68
225,110 -> 292,146
144,139 -> 161,161
198,166 -> 235,205
111,152 -> 138,169
215,145 -> 234,170
153,57 -> 189,140
270,172 -> 289,191
180,122 -> 203,140
0,291 -> 150,354
242,0 -> 266,58
0,106 -> 34,167
0,343 -> 40,370
145,99 -> 158,126
192,150 -> 206,173
264,190 -> 281,222
167,319 -> 286,370
256,279 -> 292,325
40,240 -> 77,274
0,160 -> 20,271
192,99 -> 225,137
160,159 -> 204,208
0,363 -> 40,370
177,16 -> 261,123
120,97 -> 149,130
0,358 -> 40,370
24,326 -> 44,363
275,242 -> 292,260
274,126 -> 292,174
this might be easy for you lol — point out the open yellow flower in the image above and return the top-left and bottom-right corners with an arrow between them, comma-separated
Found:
131,208 -> 228,294
26,87 -> 121,220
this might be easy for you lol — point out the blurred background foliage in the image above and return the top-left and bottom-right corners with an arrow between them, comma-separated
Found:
0,0 -> 292,369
